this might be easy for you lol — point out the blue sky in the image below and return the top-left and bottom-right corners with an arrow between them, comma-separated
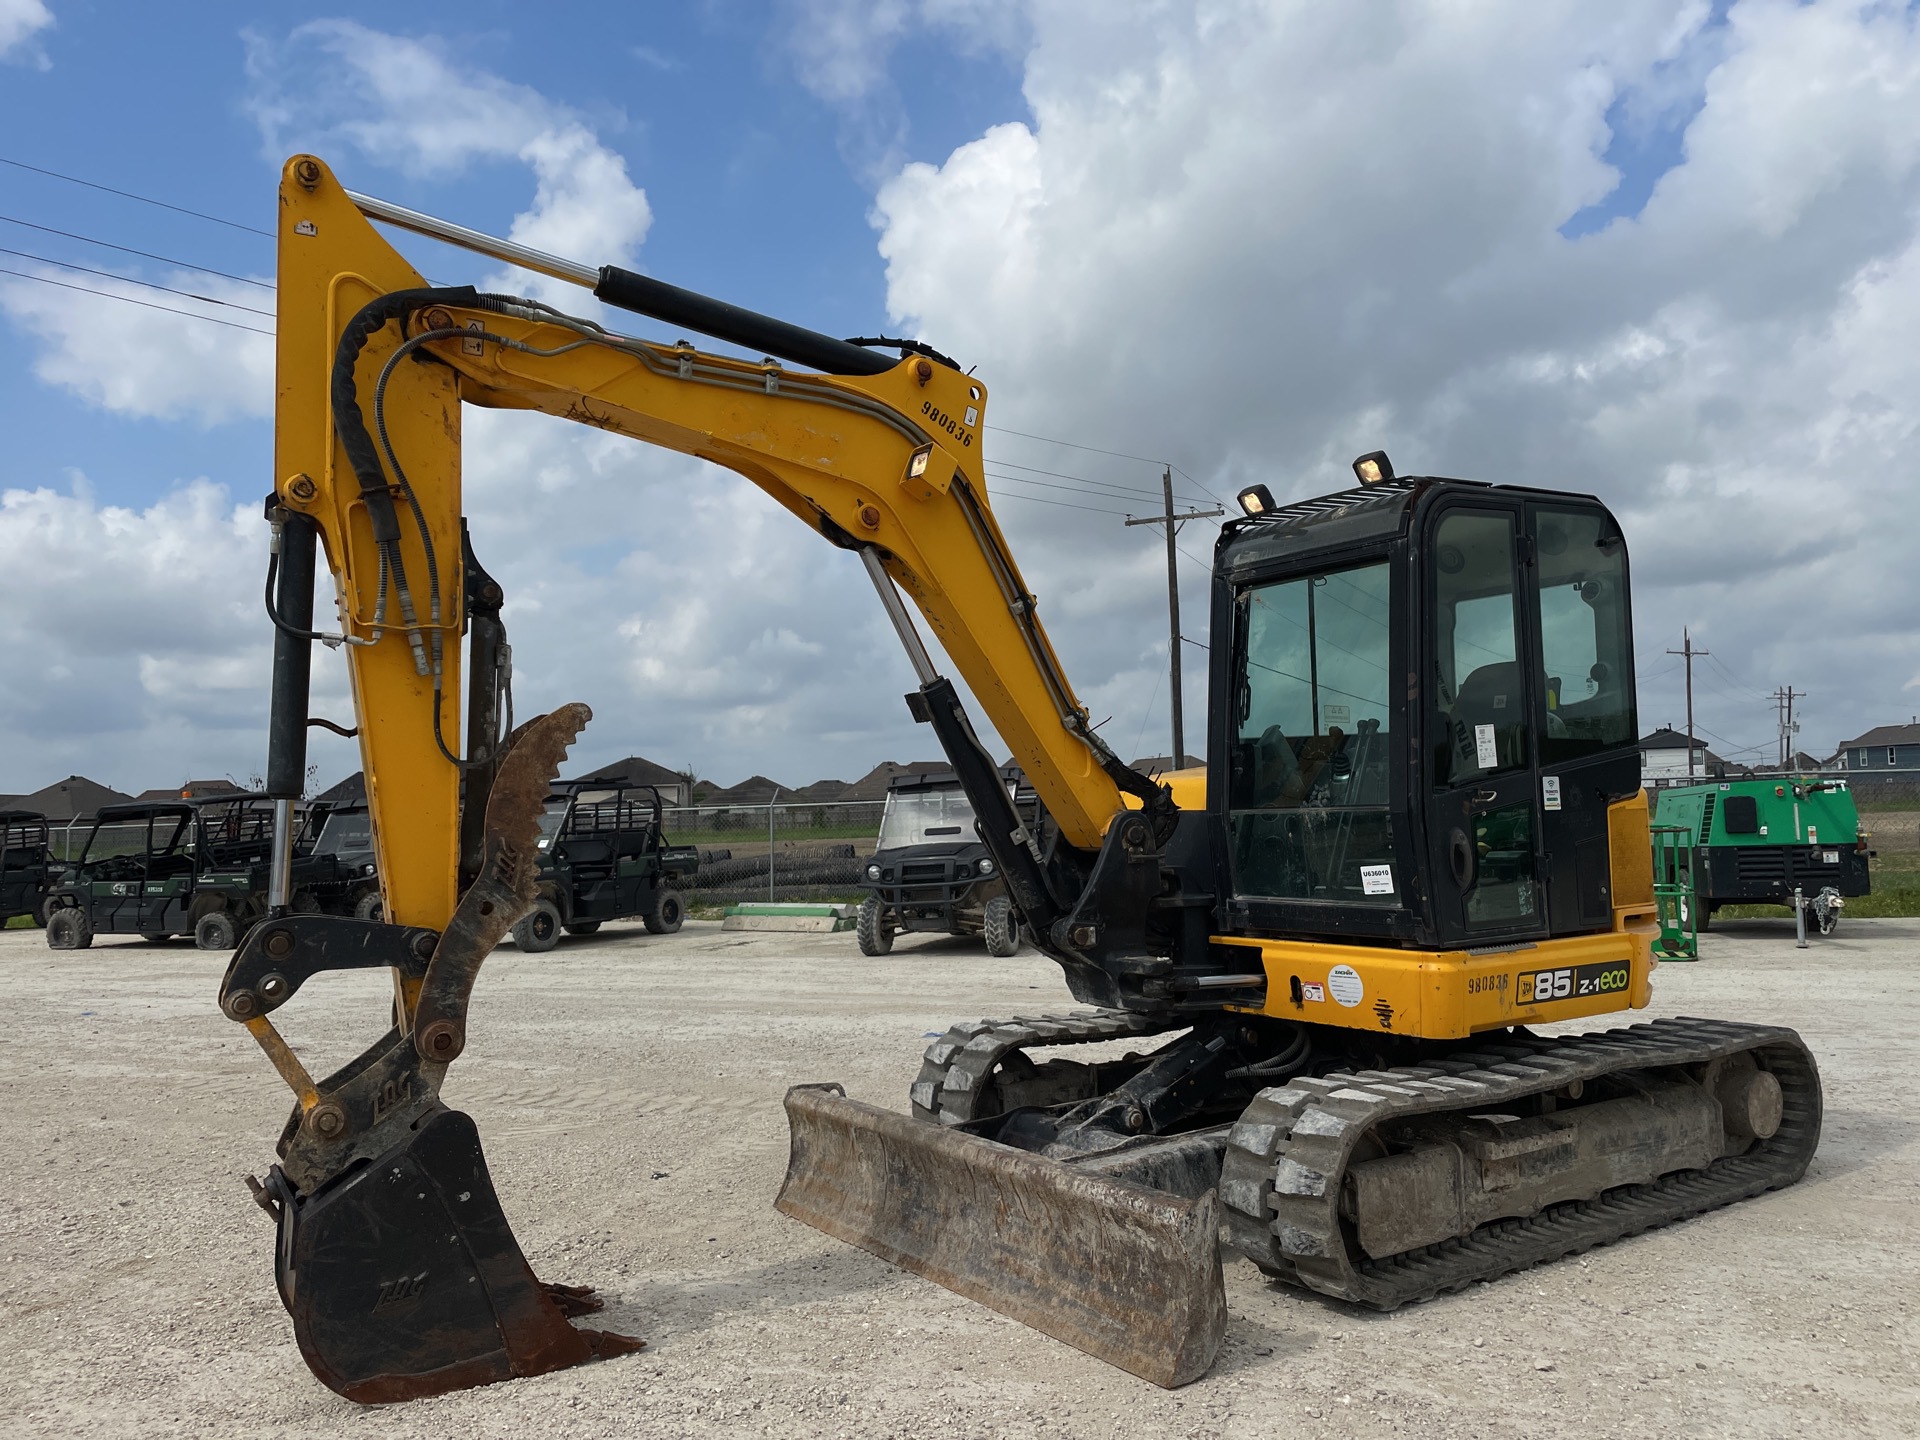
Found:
4,2 -> 1919,795
0,1 -> 1026,508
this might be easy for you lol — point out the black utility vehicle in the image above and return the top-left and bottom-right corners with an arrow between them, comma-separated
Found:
857,768 -> 1030,957
298,801 -> 382,919
513,781 -> 700,952
44,794 -> 357,950
1,810 -> 55,928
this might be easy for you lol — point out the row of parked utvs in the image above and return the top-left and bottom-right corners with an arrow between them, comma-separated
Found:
5,778 -> 703,954
6,796 -> 381,949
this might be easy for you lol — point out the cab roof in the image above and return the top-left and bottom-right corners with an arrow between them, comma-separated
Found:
1218,475 -> 1615,576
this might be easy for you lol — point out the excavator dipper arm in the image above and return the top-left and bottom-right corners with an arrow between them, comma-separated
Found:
223,155 -> 1225,1400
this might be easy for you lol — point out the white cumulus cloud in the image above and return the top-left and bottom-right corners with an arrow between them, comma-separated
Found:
870,0 -> 1920,758
0,0 -> 52,64
245,19 -> 650,304
0,268 -> 274,425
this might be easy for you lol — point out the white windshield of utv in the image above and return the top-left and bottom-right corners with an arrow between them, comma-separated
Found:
314,809 -> 372,857
876,788 -> 978,850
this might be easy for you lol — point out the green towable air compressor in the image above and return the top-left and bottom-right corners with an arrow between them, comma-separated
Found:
1652,776 -> 1872,935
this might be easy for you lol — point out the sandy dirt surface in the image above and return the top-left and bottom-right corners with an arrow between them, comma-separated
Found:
1,915 -> 1915,1439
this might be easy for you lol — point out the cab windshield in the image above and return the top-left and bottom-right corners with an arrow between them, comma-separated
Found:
877,788 -> 978,850
1228,560 -> 1399,906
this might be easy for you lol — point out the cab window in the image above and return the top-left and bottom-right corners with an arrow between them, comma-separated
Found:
1430,511 -> 1526,787
1533,507 -> 1633,760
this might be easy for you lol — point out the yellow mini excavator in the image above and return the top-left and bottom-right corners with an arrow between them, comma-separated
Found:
221,156 -> 1821,1401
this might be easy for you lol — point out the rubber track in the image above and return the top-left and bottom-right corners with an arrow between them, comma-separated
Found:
1217,1016 -> 1822,1309
911,1009 -> 1177,1124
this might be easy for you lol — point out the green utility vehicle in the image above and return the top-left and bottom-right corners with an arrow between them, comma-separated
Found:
44,794 -> 367,950
1652,776 -> 1871,935
1,810 -> 56,927
298,801 -> 381,919
514,781 -> 700,952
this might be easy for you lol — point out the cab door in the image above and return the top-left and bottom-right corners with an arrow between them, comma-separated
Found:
1423,505 -> 1546,945
1527,502 -> 1639,934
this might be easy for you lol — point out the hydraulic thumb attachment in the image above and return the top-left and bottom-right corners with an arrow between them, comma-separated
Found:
777,1085 -> 1227,1387
222,705 -> 644,1403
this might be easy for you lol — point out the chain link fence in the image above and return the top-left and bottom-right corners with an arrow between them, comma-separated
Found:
661,800 -> 884,905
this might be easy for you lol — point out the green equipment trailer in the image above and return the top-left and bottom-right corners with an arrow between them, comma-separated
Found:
1651,776 -> 1871,936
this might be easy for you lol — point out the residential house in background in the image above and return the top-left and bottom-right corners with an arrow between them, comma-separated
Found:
132,779 -> 247,803
840,761 -> 949,803
1835,721 -> 1920,773
1638,727 -> 1726,788
6,775 -> 135,824
567,756 -> 692,806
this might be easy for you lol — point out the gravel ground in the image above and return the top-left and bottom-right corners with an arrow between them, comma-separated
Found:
1,915 -> 1915,1439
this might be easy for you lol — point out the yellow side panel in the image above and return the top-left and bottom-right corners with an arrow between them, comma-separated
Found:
1609,789 -> 1656,917
1220,930 -> 1653,1040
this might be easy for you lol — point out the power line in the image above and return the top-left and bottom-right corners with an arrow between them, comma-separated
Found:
988,457 -> 1213,506
985,466 -> 1203,512
0,213 -> 275,289
987,423 -> 1226,505
0,154 -> 274,238
0,266 -> 275,335
0,247 -> 276,316
1705,653 -> 1769,702
988,485 -> 1132,517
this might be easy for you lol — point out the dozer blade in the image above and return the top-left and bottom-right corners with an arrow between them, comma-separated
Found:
777,1084 -> 1226,1388
273,1107 -> 643,1403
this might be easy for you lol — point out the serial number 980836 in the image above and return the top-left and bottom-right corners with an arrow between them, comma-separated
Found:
1516,960 -> 1631,1005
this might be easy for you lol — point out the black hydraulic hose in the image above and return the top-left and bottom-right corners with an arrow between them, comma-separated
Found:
330,286 -> 480,543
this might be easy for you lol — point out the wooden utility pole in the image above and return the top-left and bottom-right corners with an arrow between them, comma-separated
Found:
1126,470 -> 1222,766
1667,630 -> 1707,780
1772,686 -> 1805,769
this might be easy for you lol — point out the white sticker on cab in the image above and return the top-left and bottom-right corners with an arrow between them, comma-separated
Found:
1542,775 -> 1562,811
1475,723 -> 1498,769
1360,864 -> 1394,895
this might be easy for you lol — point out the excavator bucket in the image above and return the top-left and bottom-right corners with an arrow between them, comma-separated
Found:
777,1085 -> 1226,1388
270,1107 -> 643,1403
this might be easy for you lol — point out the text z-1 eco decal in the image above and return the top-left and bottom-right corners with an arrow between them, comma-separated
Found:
1516,959 -> 1631,1004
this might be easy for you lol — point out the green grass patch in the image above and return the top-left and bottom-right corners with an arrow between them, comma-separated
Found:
4,914 -> 37,929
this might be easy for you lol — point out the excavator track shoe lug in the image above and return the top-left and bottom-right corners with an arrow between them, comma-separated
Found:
274,1107 -> 641,1403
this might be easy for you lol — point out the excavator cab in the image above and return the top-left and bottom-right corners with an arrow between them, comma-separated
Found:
1217,474 -> 1640,950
